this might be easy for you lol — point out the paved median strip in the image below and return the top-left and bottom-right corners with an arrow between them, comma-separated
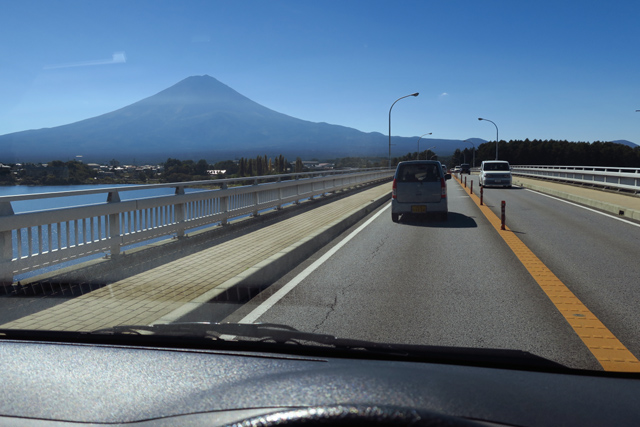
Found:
455,175 -> 640,372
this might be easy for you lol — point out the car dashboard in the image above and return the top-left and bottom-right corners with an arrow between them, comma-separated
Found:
1,338 -> 640,427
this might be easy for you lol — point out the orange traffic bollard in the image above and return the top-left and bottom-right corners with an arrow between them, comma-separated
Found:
470,181 -> 473,195
480,186 -> 484,205
501,200 -> 506,230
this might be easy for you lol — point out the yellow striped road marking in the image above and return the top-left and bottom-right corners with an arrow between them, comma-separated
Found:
454,175 -> 640,372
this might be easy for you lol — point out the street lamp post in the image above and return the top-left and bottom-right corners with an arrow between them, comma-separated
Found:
416,133 -> 432,159
463,139 -> 476,168
389,93 -> 419,168
478,118 -> 499,160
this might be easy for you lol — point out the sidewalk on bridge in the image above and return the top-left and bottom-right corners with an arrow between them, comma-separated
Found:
2,182 -> 392,332
510,175 -> 640,221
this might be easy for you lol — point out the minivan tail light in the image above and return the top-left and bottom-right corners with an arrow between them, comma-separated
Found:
392,179 -> 397,199
441,178 -> 446,199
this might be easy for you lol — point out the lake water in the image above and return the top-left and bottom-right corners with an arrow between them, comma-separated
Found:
0,184 -> 177,213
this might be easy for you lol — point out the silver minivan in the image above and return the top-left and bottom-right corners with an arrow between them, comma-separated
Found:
391,160 -> 451,222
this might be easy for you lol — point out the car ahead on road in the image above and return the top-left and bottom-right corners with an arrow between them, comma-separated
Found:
460,163 -> 471,174
391,160 -> 451,222
480,160 -> 513,188
452,165 -> 461,173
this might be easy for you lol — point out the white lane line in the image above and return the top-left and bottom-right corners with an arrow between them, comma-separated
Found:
237,203 -> 391,324
521,187 -> 640,228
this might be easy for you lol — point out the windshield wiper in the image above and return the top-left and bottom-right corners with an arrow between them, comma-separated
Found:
89,322 -> 568,371
91,322 -> 390,349
1,322 -> 570,373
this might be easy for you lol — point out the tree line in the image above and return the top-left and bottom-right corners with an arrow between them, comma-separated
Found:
453,139 -> 640,167
3,160 -> 98,185
161,155 -> 303,182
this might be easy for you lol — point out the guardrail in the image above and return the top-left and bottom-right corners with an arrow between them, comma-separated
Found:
511,165 -> 640,193
0,169 -> 393,283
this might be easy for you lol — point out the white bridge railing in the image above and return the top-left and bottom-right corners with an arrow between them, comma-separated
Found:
0,169 -> 393,283
511,165 -> 640,193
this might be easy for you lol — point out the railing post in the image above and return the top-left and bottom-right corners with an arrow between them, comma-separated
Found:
174,186 -> 186,239
309,176 -> 316,201
0,202 -> 15,284
220,182 -> 229,225
107,191 -> 122,257
321,174 -> 327,197
252,179 -> 260,217
294,174 -> 301,205
276,177 -> 283,210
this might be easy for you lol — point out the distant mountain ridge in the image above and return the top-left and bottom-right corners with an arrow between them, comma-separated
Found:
0,75 -> 479,163
612,140 -> 639,148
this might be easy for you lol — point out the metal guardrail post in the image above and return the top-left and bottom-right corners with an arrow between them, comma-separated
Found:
309,177 -> 316,201
107,191 -> 122,256
321,173 -> 327,197
0,201 -> 15,283
294,174 -> 301,205
220,182 -> 229,225
252,178 -> 260,217
276,177 -> 283,210
174,186 -> 186,239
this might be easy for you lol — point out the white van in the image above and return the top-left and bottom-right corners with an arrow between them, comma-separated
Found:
391,160 -> 451,222
479,160 -> 512,188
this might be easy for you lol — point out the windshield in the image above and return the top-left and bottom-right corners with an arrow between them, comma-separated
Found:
2,0 -> 640,376
483,163 -> 510,171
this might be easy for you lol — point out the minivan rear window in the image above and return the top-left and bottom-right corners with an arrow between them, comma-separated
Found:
484,163 -> 510,171
397,164 -> 441,182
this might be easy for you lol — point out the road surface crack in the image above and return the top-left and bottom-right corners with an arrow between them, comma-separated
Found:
313,294 -> 338,332
368,237 -> 387,261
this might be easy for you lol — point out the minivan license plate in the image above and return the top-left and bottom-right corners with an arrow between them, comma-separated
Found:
411,205 -> 426,213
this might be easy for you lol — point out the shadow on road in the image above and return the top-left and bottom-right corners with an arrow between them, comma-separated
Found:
397,212 -> 477,228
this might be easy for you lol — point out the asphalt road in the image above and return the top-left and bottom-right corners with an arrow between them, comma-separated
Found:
238,177 -> 640,370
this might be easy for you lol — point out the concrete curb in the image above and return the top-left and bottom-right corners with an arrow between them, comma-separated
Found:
156,189 -> 391,324
514,179 -> 640,221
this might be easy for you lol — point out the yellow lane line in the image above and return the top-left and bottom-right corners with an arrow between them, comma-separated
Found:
454,175 -> 640,372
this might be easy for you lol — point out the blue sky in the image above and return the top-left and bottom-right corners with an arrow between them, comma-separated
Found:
2,0 -> 639,145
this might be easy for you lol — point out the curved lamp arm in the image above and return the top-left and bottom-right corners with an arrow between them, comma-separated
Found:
388,93 -> 419,167
478,118 -> 499,160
